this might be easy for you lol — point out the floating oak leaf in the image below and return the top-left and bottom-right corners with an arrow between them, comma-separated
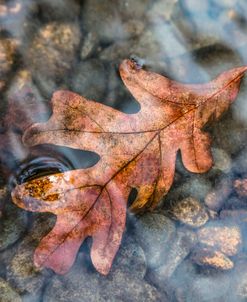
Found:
12,60 -> 247,275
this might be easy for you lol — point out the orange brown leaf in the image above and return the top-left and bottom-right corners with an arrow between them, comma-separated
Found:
11,59 -> 247,275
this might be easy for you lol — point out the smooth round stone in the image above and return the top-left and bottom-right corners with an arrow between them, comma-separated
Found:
0,204 -> 27,252
191,248 -> 234,270
133,213 -> 176,268
170,197 -> 209,227
0,278 -> 21,302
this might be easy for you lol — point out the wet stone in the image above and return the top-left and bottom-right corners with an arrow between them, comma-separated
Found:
169,196 -> 209,228
197,223 -> 242,256
149,228 -> 196,286
43,254 -> 163,302
191,248 -> 234,270
147,0 -> 178,22
37,0 -> 81,22
220,209 -> 247,222
133,213 -> 176,268
234,178 -> 247,198
99,30 -> 164,64
5,69 -> 48,131
0,277 -> 21,302
211,112 -> 247,156
184,272 -> 232,302
110,235 -> 147,279
80,32 -> 99,60
0,202 -> 27,251
71,59 -> 107,101
81,0 -> 148,43
211,147 -> 232,173
6,213 -> 55,298
0,38 -> 18,90
167,174 -> 212,202
27,22 -> 81,97
204,178 -> 232,211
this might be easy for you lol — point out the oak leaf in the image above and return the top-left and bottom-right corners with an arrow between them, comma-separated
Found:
12,59 -> 247,275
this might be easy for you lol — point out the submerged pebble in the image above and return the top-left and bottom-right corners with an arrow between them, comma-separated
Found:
133,213 -> 176,268
234,178 -> 247,198
0,278 -> 21,302
204,178 -> 232,211
197,224 -> 242,256
169,196 -> 209,227
27,21 -> 81,97
43,254 -> 163,302
6,214 -> 55,298
149,228 -> 196,287
0,203 -> 27,251
191,248 -> 234,270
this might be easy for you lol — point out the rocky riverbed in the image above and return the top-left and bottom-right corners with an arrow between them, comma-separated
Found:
1,0 -> 247,301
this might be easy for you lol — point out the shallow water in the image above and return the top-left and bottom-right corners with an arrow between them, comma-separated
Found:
1,0 -> 247,301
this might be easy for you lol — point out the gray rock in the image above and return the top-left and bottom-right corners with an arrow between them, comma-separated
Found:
185,273 -> 232,302
43,254 -> 162,302
0,203 -> 27,251
150,228 -> 196,284
167,174 -> 212,202
111,235 -> 147,279
99,29 -> 165,64
71,59 -> 107,101
204,178 -> 232,211
80,32 -> 99,60
0,278 -> 21,302
211,147 -> 232,173
147,0 -> 178,22
6,213 -> 55,298
27,22 -> 81,98
133,213 -> 176,268
37,0 -> 81,21
81,0 -> 148,43
211,111 -> 247,157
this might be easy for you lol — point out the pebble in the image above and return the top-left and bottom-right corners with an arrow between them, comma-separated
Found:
43,254 -> 163,302
80,32 -> 99,60
182,0 -> 208,14
211,114 -> 247,156
110,235 -> 147,279
0,278 -> 21,302
220,209 -> 247,221
211,147 -> 232,173
167,175 -> 212,202
133,213 -> 176,268
169,197 -> 209,227
191,248 -> 234,270
147,0 -> 178,22
6,214 -> 55,298
71,59 -> 107,101
234,179 -> 247,198
27,22 -> 81,97
184,273 -> 232,302
81,0 -> 148,43
0,203 -> 27,251
0,38 -> 18,90
149,228 -> 196,286
233,147 -> 247,175
197,224 -> 242,256
99,29 -> 164,64
5,69 -> 48,132
36,0 -> 81,22
204,178 -> 232,211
